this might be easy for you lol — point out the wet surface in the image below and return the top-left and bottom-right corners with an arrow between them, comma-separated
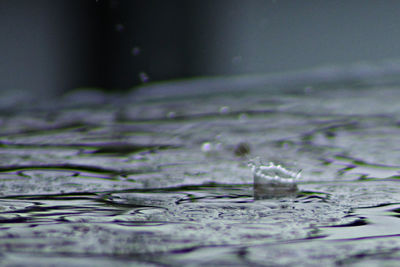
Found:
1,68 -> 400,265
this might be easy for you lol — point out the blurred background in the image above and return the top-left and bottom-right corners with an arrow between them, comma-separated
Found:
1,0 -> 400,95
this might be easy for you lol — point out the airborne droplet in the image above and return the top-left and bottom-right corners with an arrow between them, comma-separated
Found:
131,46 -> 141,56
115,23 -> 124,32
139,72 -> 149,83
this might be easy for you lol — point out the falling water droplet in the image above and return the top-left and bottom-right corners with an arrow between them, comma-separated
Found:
139,72 -> 149,83
131,46 -> 141,56
115,24 -> 124,32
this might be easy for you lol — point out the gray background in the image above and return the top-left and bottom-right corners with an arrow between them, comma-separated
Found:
1,0 -> 400,94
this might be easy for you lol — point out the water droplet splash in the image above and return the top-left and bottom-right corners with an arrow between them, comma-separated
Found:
139,72 -> 149,83
249,158 -> 300,199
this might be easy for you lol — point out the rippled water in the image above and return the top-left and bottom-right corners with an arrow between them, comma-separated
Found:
2,67 -> 400,266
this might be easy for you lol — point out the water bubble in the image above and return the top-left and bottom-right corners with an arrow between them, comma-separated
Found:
201,142 -> 213,153
219,106 -> 230,115
139,72 -> 149,83
131,46 -> 141,56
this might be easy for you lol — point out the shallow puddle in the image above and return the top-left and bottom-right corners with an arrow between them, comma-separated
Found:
1,67 -> 400,265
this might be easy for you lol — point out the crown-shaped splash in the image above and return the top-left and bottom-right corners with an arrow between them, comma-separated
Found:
249,158 -> 300,199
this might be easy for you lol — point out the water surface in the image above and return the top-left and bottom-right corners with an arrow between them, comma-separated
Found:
1,67 -> 400,266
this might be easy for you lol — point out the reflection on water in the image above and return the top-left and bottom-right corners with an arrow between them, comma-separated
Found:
321,203 -> 400,241
1,67 -> 400,265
